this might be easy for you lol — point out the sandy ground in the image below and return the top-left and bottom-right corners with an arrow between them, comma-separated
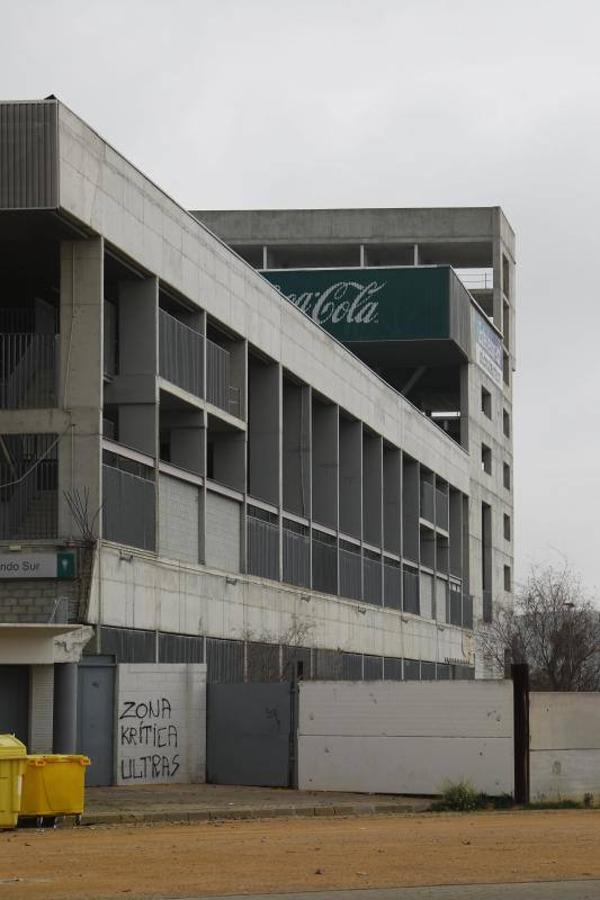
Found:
1,810 -> 600,900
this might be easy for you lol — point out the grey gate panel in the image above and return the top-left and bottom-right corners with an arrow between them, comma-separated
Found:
0,666 -> 29,744
207,682 -> 293,787
77,657 -> 115,786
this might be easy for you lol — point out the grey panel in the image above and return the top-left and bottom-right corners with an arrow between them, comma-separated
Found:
207,682 -> 292,786
363,555 -> 382,606
383,561 -> 402,610
77,660 -> 115,786
312,533 -> 337,595
0,101 -> 58,209
0,665 -> 29,743
282,645 -> 311,681
339,546 -> 361,600
247,512 -> 279,580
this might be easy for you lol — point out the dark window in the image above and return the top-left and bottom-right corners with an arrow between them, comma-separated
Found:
481,387 -> 492,419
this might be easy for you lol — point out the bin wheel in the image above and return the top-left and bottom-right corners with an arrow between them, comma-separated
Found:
35,816 -> 44,829
75,815 -> 82,827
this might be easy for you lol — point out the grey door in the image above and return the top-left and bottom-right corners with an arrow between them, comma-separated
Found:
207,682 -> 294,787
77,658 -> 115,786
0,666 -> 29,744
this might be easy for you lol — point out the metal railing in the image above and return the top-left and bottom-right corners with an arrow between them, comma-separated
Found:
282,525 -> 310,587
383,561 -> 402,610
403,568 -> 420,615
0,333 -> 58,409
455,269 -> 494,291
206,338 -> 237,415
312,534 -> 337,595
435,488 -> 449,530
159,309 -> 203,397
0,437 -> 58,540
420,480 -> 434,522
339,546 -> 361,600
247,514 -> 279,580
103,464 -> 156,551
363,556 -> 382,606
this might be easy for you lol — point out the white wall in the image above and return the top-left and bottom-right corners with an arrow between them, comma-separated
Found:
297,680 -> 513,796
116,663 -> 206,785
530,692 -> 600,802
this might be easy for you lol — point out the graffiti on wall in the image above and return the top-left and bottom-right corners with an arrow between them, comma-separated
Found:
118,696 -> 181,781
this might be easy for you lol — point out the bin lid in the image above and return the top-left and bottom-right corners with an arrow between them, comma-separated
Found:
25,754 -> 90,766
0,734 -> 27,759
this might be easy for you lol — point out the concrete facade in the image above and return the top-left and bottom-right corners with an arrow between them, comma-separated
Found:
0,98 -> 515,774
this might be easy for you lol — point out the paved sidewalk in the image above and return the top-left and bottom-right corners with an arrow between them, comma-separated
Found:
196,883 -> 600,900
82,783 -> 430,825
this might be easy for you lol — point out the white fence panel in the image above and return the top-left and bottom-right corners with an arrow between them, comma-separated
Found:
297,680 -> 513,796
530,692 -> 600,802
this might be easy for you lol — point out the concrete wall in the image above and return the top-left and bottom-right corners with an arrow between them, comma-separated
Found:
90,543 -> 474,667
297,680 -> 513,795
530,692 -> 600,802
116,663 -> 206,785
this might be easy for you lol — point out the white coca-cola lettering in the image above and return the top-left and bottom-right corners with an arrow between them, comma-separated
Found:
277,280 -> 384,327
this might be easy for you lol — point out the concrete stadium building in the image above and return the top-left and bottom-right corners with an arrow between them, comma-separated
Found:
0,99 -> 514,776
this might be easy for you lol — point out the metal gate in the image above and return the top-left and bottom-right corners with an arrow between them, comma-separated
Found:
207,682 -> 295,787
0,665 -> 29,744
77,657 -> 115,786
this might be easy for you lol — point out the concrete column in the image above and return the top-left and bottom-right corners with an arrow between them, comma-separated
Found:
58,239 -> 104,539
53,663 -> 78,754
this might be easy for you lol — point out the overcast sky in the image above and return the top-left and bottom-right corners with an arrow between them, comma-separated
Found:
2,0 -> 599,590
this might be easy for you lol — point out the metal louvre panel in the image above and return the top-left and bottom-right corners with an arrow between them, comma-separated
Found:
383,561 -> 402,610
102,464 -> 156,551
437,663 -> 450,680
341,652 -> 363,680
313,648 -> 343,680
422,661 -> 436,681
246,641 -> 280,681
435,488 -> 449,529
462,593 -> 474,629
312,535 -> 337,595
403,658 -> 421,681
158,632 -> 204,664
0,101 -> 58,209
402,568 -> 420,615
282,645 -> 311,681
363,556 -> 382,606
363,655 -> 383,680
282,526 -> 310,587
383,657 -> 403,680
339,547 -> 361,600
449,587 -> 462,626
448,268 -> 472,357
206,637 -> 244,683
247,515 -> 279,580
101,626 -> 156,663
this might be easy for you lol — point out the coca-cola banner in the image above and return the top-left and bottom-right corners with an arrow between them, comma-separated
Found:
261,266 -> 451,343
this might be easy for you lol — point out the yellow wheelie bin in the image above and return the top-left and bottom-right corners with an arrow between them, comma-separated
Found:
20,755 -> 91,826
0,735 -> 27,829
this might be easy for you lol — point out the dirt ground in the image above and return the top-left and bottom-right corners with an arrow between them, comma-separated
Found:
1,810 -> 600,899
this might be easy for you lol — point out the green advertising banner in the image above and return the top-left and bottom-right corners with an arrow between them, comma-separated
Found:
261,266 -> 451,342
